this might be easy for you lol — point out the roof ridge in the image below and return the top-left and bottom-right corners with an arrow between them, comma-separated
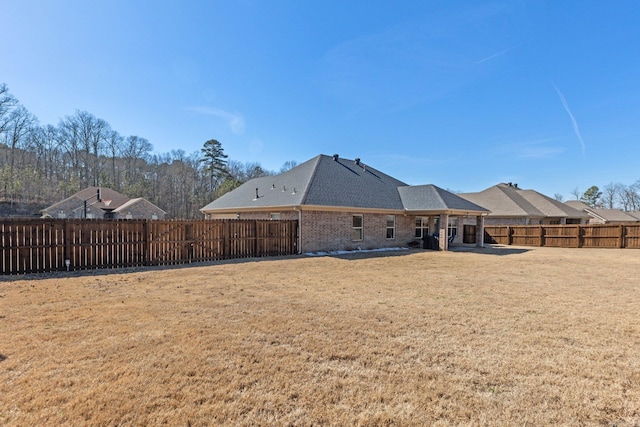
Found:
298,155 -> 324,205
431,184 -> 447,207
498,185 -> 545,217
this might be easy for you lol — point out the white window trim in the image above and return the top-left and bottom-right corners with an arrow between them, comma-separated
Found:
352,214 -> 363,241
386,215 -> 396,239
415,216 -> 429,238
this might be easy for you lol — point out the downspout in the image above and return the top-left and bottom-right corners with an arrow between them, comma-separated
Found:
293,206 -> 302,254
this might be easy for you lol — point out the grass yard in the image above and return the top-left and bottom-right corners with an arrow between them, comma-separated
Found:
1,246 -> 640,426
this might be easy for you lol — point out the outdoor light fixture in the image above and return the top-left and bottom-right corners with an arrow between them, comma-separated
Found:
65,259 -> 70,271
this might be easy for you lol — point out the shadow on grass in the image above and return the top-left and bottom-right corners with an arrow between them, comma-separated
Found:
449,244 -> 530,256
0,254 -> 306,282
0,353 -> 6,362
0,245 -> 532,281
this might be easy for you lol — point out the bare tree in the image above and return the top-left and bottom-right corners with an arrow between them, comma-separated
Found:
601,182 -> 623,209
570,187 -> 582,200
0,106 -> 37,202
104,130 -> 124,190
0,83 -> 19,136
122,135 -> 152,187
618,183 -> 640,212
57,111 -> 110,188
279,160 -> 298,173
553,193 -> 564,202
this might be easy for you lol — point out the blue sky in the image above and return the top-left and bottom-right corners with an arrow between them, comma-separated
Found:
2,1 -> 639,199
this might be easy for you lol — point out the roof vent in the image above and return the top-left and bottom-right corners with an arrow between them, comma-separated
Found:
291,188 -> 297,194
333,154 -> 339,161
354,158 -> 361,166
253,188 -> 259,200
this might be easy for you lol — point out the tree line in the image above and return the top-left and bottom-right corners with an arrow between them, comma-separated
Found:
557,182 -> 640,212
0,83 -> 295,218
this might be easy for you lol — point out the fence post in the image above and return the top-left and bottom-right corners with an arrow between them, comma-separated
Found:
63,219 -> 71,271
576,225 -> 582,248
620,224 -> 625,249
223,220 -> 230,258
507,226 -> 512,245
143,220 -> 150,266
539,226 -> 544,247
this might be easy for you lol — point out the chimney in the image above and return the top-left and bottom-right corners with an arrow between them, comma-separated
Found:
333,154 -> 339,161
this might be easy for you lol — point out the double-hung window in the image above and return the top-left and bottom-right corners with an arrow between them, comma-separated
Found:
386,215 -> 396,239
415,217 -> 429,238
352,215 -> 363,241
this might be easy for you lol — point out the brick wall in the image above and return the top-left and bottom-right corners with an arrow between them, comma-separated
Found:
299,210 -> 416,253
237,209 -> 424,253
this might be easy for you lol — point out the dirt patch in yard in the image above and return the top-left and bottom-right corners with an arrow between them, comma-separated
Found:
1,246 -> 639,426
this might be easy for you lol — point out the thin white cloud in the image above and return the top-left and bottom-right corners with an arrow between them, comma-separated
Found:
552,83 -> 586,159
187,106 -> 245,134
495,139 -> 565,159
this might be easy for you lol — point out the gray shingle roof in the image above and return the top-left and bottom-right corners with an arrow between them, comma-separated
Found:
201,154 -> 488,214
565,200 -> 640,222
460,183 -> 588,219
399,185 -> 489,212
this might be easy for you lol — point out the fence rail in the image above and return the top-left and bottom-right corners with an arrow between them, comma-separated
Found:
1,219 -> 298,275
484,224 -> 640,249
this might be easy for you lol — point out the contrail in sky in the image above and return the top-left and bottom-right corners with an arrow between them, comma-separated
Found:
476,40 -> 532,64
552,83 -> 586,159
476,46 -> 519,64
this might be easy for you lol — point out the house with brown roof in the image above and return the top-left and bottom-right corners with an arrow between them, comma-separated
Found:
459,183 -> 589,225
200,154 -> 490,252
564,200 -> 640,224
41,187 -> 166,220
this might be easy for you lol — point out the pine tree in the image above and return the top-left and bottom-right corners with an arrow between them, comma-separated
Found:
200,139 -> 228,191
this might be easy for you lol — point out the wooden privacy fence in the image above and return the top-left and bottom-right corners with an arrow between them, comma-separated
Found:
0,219 -> 298,275
484,224 -> 640,249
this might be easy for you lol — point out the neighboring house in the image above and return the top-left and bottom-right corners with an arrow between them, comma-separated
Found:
564,200 -> 640,224
41,187 -> 166,220
200,154 -> 490,253
459,182 -> 589,226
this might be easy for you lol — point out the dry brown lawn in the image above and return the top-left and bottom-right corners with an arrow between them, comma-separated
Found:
1,245 -> 640,426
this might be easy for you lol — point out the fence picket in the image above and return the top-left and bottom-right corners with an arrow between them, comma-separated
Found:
0,219 -> 298,275
485,224 -> 639,250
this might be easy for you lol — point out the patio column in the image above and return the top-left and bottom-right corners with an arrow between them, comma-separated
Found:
439,213 -> 449,251
475,215 -> 485,248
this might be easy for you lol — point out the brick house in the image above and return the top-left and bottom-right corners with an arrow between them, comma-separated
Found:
41,187 -> 166,220
200,154 -> 489,253
459,183 -> 589,226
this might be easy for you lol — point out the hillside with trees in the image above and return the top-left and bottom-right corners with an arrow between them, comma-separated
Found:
0,83 -> 295,219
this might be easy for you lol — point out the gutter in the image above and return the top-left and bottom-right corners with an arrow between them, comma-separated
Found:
293,206 -> 302,254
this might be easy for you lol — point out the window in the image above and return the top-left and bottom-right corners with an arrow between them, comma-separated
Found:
270,213 -> 281,220
352,215 -> 363,241
415,217 -> 429,238
386,215 -> 396,239
448,218 -> 457,239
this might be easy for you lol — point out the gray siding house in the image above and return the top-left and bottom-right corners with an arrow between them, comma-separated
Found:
41,187 -> 166,220
201,154 -> 489,253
